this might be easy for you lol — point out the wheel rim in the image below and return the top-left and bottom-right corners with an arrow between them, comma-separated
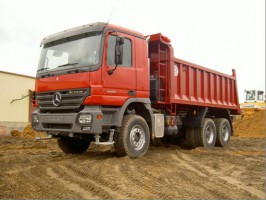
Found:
205,126 -> 214,144
129,125 -> 145,150
221,125 -> 229,141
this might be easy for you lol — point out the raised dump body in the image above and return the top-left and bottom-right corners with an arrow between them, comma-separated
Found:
148,33 -> 240,115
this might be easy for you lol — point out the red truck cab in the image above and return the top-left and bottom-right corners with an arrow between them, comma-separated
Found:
32,22 -> 240,158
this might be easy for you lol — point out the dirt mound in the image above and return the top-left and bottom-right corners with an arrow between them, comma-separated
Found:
233,110 -> 265,138
10,124 -> 38,139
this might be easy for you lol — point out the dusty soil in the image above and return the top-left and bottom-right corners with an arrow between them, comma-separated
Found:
10,124 -> 46,139
233,110 -> 265,138
0,112 -> 265,199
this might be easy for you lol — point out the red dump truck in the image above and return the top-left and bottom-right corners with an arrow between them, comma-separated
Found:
32,22 -> 240,158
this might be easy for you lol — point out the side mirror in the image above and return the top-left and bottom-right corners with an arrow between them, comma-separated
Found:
115,36 -> 124,65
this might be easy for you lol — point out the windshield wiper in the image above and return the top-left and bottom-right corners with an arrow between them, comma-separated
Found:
67,68 -> 87,73
57,62 -> 87,73
37,67 -> 50,72
57,62 -> 79,68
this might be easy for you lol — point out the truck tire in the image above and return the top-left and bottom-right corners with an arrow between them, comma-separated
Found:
215,118 -> 231,147
185,128 -> 198,148
57,137 -> 91,154
197,118 -> 216,148
114,115 -> 150,158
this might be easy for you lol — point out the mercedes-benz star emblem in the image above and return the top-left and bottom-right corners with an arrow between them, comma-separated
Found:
52,92 -> 62,107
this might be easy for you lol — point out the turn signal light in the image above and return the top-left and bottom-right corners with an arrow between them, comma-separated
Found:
97,114 -> 103,120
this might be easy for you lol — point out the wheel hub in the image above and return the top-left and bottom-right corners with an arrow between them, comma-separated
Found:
205,126 -> 214,144
129,125 -> 145,150
222,125 -> 229,141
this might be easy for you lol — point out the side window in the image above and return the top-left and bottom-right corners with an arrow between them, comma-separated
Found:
257,91 -> 264,101
107,35 -> 132,67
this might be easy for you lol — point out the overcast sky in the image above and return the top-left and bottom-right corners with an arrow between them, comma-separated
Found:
0,0 -> 265,102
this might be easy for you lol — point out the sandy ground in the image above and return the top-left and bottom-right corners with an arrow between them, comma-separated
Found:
0,111 -> 265,199
233,110 -> 265,138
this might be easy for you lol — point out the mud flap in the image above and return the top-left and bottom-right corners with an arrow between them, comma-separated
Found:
183,107 -> 208,128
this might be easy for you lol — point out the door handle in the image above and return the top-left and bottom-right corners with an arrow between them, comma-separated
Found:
128,90 -> 136,96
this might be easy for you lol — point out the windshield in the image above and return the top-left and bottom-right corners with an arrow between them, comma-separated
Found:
246,90 -> 255,101
37,32 -> 102,73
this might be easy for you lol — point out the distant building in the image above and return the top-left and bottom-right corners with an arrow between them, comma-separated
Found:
0,70 -> 35,135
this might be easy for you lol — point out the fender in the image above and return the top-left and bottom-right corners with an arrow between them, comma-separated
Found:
116,98 -> 154,127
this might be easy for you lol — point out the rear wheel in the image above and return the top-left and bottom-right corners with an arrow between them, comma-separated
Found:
114,115 -> 150,158
197,118 -> 216,148
57,137 -> 91,154
215,118 -> 231,147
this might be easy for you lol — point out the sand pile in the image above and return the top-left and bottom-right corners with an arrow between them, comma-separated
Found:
11,124 -> 40,139
233,110 -> 265,138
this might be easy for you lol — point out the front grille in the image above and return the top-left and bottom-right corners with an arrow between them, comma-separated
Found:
42,123 -> 72,130
36,89 -> 90,112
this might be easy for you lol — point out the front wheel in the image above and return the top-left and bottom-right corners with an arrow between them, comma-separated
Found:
57,137 -> 91,154
114,115 -> 150,158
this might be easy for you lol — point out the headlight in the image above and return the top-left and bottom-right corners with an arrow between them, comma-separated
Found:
32,114 -> 39,124
77,114 -> 92,124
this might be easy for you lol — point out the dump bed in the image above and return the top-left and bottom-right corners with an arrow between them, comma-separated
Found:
148,33 -> 240,114
171,58 -> 240,112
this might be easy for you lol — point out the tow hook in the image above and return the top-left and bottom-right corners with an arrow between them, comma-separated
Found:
34,132 -> 52,141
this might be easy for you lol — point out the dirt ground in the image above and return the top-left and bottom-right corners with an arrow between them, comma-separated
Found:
233,109 -> 265,138
0,111 -> 265,199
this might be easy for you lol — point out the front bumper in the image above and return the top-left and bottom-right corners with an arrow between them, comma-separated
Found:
32,106 -> 103,134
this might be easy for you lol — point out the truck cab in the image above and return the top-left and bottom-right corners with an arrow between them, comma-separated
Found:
33,22 -> 153,157
240,90 -> 265,113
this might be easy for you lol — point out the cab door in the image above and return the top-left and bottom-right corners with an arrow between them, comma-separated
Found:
101,32 -> 136,106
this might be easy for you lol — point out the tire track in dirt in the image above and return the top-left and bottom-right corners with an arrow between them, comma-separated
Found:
88,156 -> 163,199
132,155 -> 229,199
1,136 -> 265,199
6,170 -> 49,199
50,166 -> 112,199
117,163 -> 162,199
163,166 -> 231,199
128,165 -> 180,198
85,156 -> 163,199
51,162 -> 128,199
93,157 -> 162,199
66,159 -> 138,198
26,167 -> 72,199
6,166 -> 81,199
107,152 -> 231,199
172,151 -> 264,199
117,159 -> 183,199
46,167 -> 97,199
59,164 -> 130,199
